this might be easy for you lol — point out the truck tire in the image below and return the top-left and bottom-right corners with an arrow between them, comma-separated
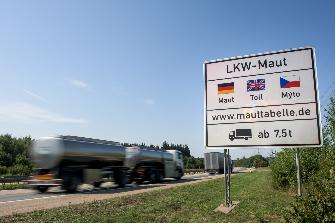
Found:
62,175 -> 80,193
155,170 -> 163,183
35,186 -> 49,193
174,170 -> 183,180
114,170 -> 127,188
148,168 -> 157,184
93,181 -> 102,188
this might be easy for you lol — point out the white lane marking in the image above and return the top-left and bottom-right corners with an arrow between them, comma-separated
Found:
0,194 -> 69,204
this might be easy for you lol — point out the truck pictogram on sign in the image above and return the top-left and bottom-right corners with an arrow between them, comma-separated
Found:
229,129 -> 252,141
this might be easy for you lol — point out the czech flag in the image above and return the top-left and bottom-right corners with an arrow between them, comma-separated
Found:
280,75 -> 300,88
218,82 -> 234,94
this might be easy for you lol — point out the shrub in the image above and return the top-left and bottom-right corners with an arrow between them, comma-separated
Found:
285,147 -> 335,222
270,149 -> 296,189
270,148 -> 321,189
283,95 -> 335,222
7,165 -> 32,176
0,166 -> 8,175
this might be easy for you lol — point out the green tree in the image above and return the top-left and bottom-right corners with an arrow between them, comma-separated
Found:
0,135 -> 32,175
184,157 -> 204,169
161,141 -> 169,151
250,154 -> 269,168
234,155 -> 269,168
177,144 -> 191,158
234,156 -> 251,167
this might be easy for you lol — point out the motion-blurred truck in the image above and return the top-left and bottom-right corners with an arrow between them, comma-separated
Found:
27,136 -> 184,193
204,152 -> 232,174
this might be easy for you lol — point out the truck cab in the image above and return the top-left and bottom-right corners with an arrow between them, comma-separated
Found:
166,150 -> 184,179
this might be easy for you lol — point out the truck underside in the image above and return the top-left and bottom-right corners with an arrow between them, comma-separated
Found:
28,162 -> 183,193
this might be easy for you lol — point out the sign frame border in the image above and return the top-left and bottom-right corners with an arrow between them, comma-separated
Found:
204,47 -> 323,148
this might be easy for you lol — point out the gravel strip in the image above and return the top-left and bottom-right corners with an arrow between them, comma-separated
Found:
0,189 -> 33,196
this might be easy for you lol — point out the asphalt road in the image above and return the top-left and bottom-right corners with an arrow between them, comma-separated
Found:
0,173 -> 211,204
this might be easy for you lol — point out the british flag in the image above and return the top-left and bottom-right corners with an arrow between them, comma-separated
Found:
247,79 -> 265,91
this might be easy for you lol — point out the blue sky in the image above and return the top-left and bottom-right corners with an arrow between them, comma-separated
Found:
0,0 -> 334,158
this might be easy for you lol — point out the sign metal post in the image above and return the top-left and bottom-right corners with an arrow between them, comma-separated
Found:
296,148 -> 302,196
223,149 -> 228,206
227,149 -> 232,206
223,149 -> 232,207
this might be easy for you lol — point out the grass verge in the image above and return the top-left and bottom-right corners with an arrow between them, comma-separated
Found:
2,169 -> 293,223
0,183 -> 28,190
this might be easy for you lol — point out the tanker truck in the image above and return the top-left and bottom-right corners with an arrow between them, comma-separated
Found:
27,135 -> 184,193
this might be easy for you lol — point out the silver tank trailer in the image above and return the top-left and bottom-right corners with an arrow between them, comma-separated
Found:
125,146 -> 173,169
30,136 -> 127,170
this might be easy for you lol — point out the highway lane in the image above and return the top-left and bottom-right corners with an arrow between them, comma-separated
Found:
0,173 -> 211,204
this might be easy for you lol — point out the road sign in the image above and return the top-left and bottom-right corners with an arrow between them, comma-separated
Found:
204,47 -> 322,148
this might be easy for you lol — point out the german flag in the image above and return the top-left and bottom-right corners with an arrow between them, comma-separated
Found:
218,82 -> 234,94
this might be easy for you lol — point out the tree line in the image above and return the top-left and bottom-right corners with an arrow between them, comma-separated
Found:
233,154 -> 269,168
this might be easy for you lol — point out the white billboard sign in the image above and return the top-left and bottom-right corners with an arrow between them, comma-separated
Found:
204,47 -> 322,148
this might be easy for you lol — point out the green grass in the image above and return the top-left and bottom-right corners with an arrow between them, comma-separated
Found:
0,183 -> 28,190
2,169 -> 294,223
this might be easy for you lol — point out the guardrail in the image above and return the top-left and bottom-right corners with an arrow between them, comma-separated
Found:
0,176 -> 29,185
184,169 -> 205,175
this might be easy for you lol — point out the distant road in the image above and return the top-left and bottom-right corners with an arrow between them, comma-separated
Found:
0,173 -> 227,216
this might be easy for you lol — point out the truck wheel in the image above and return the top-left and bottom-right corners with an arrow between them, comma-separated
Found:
245,137 -> 249,140
174,170 -> 182,180
35,186 -> 49,193
229,138 -> 234,141
155,170 -> 163,183
93,181 -> 102,188
114,170 -> 127,188
118,174 -> 127,188
148,169 -> 157,184
62,175 -> 80,193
